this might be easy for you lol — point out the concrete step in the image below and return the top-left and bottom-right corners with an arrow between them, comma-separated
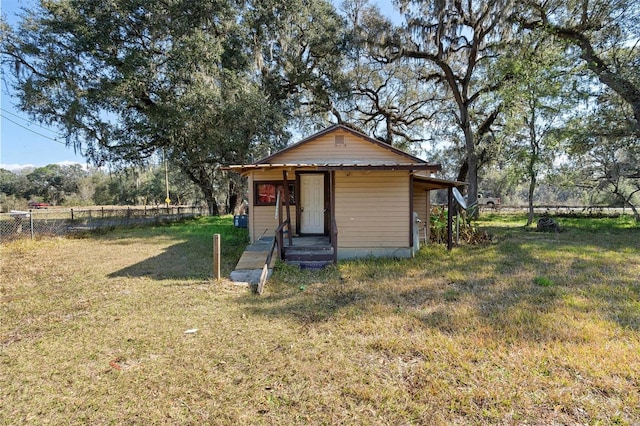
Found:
283,242 -> 334,269
284,244 -> 333,259
286,260 -> 333,270
284,245 -> 334,253
285,250 -> 334,262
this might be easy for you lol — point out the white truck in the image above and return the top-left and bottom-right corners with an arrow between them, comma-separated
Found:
477,193 -> 500,207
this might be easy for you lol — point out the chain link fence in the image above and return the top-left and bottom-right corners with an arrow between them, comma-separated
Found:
1,205 -> 208,243
484,205 -> 636,217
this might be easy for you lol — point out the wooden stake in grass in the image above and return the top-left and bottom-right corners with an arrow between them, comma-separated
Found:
213,233 -> 221,280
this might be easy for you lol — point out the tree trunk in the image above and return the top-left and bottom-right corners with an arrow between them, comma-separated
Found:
461,110 -> 479,218
456,159 -> 469,185
180,165 -> 220,215
527,173 -> 536,226
526,111 -> 538,227
226,173 -> 246,215
466,155 -> 479,218
615,190 -> 640,223
200,184 -> 219,216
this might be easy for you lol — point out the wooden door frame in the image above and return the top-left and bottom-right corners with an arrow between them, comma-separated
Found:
295,171 -> 330,235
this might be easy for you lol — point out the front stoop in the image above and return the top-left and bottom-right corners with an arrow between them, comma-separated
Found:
284,246 -> 334,269
230,237 -> 334,287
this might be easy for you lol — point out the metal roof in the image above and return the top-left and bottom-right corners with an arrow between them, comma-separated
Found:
227,162 -> 442,174
226,124 -> 465,189
413,175 -> 467,190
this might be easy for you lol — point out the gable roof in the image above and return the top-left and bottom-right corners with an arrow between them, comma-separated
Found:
257,124 -> 429,165
229,124 -> 442,173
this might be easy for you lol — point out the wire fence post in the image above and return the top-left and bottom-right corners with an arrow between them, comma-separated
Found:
30,213 -> 34,240
213,233 -> 221,281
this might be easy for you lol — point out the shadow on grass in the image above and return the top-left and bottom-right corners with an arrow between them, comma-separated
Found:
488,222 -> 640,332
238,221 -> 640,337
239,283 -> 368,324
107,216 -> 248,281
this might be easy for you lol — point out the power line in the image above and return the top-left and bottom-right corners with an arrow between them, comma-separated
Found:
0,107 -> 60,134
1,114 -> 67,145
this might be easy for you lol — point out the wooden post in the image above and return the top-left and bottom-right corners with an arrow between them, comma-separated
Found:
409,174 -> 414,249
277,188 -> 284,259
258,237 -> 277,295
331,171 -> 337,265
282,170 -> 293,247
213,234 -> 221,280
425,190 -> 431,245
447,187 -> 454,251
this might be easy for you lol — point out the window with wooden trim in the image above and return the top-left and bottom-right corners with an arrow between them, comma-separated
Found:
254,181 -> 296,206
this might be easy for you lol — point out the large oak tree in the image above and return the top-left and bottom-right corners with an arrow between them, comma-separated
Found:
522,0 -> 640,136
1,0 -> 349,214
389,0 -> 515,210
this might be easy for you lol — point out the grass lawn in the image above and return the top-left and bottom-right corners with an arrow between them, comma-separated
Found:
1,215 -> 639,425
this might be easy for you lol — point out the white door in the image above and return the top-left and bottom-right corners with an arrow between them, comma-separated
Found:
300,174 -> 324,234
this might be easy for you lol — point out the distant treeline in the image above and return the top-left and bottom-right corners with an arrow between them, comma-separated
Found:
0,163 -> 207,212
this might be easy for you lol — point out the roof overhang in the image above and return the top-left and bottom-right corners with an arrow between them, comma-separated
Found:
226,162 -> 442,175
413,175 -> 467,190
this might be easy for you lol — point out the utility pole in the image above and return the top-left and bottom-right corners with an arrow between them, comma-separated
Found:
164,148 -> 171,208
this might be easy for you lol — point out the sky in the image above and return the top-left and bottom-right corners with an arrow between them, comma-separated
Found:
1,0 -> 88,170
0,0 -> 400,171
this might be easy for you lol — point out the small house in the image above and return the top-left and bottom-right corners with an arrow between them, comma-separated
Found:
229,124 -> 464,265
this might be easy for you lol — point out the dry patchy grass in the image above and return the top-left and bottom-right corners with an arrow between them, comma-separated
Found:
1,215 -> 639,425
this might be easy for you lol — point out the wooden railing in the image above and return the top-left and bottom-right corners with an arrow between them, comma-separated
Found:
274,219 -> 290,261
330,216 -> 338,264
275,186 -> 292,260
257,218 -> 289,295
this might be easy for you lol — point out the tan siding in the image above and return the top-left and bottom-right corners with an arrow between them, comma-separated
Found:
334,171 -> 410,247
413,189 -> 428,224
274,130 -> 412,164
252,206 -> 297,241
252,169 -> 288,180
